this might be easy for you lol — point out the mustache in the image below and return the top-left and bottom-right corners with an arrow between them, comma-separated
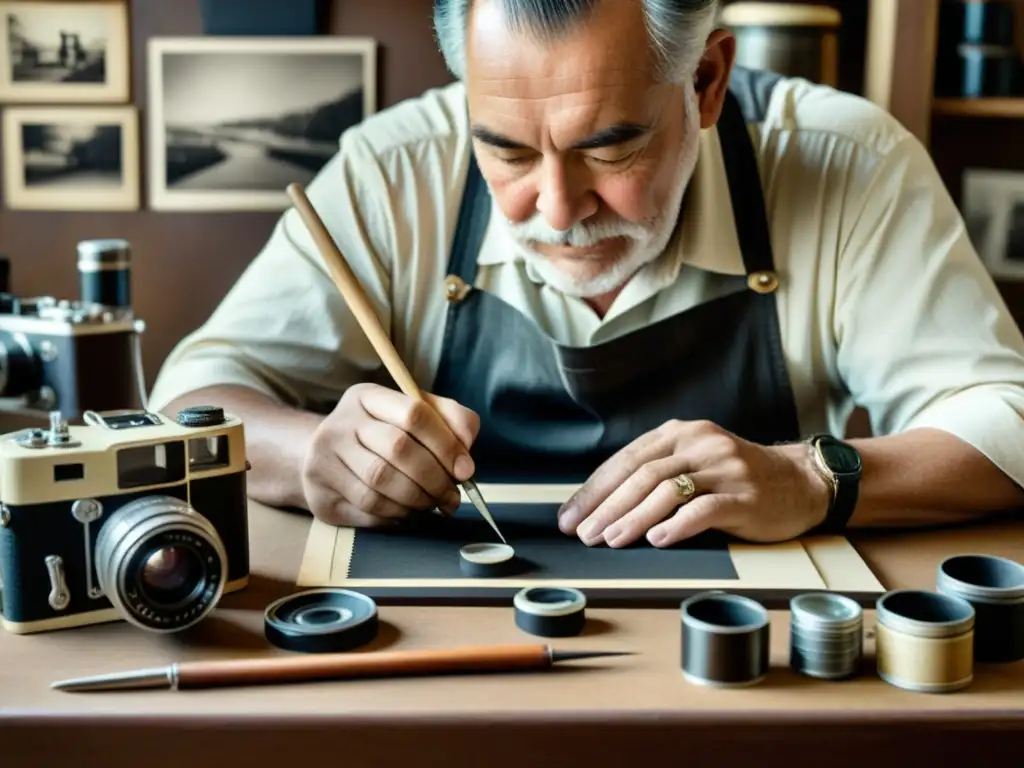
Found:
504,214 -> 653,247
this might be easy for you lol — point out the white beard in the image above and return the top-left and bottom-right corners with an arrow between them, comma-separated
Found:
495,97 -> 701,299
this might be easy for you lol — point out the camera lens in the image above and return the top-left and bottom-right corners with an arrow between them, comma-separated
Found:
0,330 -> 41,398
94,495 -> 228,633
76,238 -> 131,310
139,545 -> 205,607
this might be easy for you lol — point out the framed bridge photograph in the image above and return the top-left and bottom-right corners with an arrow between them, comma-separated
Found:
0,0 -> 130,103
146,35 -> 377,211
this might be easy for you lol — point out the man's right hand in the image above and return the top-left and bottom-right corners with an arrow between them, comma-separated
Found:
301,383 -> 481,527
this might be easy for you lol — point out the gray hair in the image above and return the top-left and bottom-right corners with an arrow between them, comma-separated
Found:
433,0 -> 721,84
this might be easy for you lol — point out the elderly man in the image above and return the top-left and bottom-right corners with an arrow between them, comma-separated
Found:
150,0 -> 1024,549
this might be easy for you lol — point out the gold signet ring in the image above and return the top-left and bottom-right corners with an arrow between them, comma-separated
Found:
671,473 -> 696,501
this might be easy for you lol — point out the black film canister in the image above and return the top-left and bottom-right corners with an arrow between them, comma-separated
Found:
936,553 -> 1024,663
513,586 -> 587,638
77,238 -> 132,309
680,591 -> 770,688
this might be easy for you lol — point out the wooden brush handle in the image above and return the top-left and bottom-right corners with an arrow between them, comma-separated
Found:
177,643 -> 552,688
285,182 -> 424,402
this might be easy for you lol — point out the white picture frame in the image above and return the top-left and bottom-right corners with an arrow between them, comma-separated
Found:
962,168 -> 1024,282
0,0 -> 131,103
1,105 -> 140,211
146,36 -> 377,212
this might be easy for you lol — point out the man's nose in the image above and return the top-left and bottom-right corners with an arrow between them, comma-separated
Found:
535,158 -> 597,232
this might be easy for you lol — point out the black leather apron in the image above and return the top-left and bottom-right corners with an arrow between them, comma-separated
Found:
428,68 -> 801,484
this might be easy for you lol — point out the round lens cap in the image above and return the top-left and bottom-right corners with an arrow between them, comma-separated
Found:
264,588 -> 379,653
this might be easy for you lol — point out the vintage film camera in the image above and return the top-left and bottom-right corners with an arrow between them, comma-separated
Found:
0,405 -> 250,635
0,238 -> 147,421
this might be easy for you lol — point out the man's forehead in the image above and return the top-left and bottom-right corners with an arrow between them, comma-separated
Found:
464,0 -> 656,90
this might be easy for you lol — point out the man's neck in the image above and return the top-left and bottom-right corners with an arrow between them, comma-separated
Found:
584,286 -> 626,319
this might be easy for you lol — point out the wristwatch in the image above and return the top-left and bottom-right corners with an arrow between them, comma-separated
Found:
806,434 -> 862,533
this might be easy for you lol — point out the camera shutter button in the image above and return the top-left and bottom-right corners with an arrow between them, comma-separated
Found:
176,405 -> 225,428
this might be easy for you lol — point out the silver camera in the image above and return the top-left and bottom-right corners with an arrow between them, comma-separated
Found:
0,239 -> 146,421
0,405 -> 251,635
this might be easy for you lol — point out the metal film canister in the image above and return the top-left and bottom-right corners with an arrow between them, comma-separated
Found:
513,586 -> 587,638
788,592 -> 863,679
680,591 -> 770,688
874,589 -> 975,693
936,553 -> 1024,663
77,238 -> 131,309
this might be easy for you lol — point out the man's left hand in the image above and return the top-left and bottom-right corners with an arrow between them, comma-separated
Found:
557,420 -> 832,547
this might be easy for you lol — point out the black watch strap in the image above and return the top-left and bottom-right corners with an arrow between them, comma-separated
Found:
809,435 -> 861,534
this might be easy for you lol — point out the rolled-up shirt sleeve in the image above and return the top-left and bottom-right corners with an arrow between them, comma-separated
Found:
148,129 -> 397,413
833,133 -> 1024,488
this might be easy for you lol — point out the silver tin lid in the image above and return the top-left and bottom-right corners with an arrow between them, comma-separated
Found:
937,554 -> 1024,605
790,592 -> 863,634
876,589 -> 975,639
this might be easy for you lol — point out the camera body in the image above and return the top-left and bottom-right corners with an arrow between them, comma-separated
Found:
0,405 -> 250,635
0,239 -> 146,421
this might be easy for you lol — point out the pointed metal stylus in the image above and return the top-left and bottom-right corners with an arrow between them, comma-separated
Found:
51,644 -> 632,692
461,477 -> 506,543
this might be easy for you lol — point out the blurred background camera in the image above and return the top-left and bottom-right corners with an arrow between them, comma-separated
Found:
0,238 -> 147,423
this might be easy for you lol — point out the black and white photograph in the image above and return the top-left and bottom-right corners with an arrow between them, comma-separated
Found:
0,1 -> 130,102
147,36 -> 377,211
2,106 -> 140,210
962,168 -> 1024,281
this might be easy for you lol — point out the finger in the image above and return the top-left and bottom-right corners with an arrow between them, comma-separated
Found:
356,419 -> 462,509
569,454 -> 695,541
646,494 -> 725,547
338,433 -> 438,512
311,448 -> 413,521
599,471 -> 714,548
359,387 -> 477,482
424,392 -> 481,450
558,429 -> 674,529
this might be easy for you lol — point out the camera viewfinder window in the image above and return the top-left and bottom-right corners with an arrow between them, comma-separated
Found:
188,435 -> 229,471
99,412 -> 163,430
116,441 -> 186,489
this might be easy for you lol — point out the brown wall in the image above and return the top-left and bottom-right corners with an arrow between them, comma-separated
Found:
0,0 -> 455,395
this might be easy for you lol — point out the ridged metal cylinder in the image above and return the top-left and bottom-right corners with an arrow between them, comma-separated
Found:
788,592 -> 863,679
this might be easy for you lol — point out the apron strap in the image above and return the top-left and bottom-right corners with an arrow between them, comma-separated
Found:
716,89 -> 778,277
444,152 -> 491,285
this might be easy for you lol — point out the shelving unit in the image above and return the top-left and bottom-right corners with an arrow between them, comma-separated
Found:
932,97 -> 1024,118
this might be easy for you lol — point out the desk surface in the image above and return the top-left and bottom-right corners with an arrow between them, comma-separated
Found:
3,502 -> 1023,766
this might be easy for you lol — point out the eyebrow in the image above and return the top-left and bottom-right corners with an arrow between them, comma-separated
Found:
470,122 -> 650,151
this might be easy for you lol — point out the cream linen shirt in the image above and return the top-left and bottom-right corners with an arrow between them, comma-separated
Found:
148,77 -> 1024,488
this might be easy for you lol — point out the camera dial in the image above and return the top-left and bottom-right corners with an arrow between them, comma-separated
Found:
94,495 -> 228,633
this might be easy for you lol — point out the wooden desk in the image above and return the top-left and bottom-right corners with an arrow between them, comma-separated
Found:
2,501 -> 1022,768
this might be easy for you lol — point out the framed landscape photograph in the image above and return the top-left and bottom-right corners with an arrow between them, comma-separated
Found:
0,0 -> 130,103
962,168 -> 1024,282
146,36 -> 377,211
1,105 -> 140,210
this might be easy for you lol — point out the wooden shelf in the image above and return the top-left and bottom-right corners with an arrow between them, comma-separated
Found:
932,98 -> 1024,118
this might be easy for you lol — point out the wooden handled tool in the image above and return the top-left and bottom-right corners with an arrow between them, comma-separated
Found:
283,182 -> 505,543
51,643 -> 631,691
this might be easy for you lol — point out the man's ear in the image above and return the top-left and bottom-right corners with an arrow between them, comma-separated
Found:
694,28 -> 736,129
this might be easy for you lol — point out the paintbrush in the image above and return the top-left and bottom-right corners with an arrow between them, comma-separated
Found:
284,182 -> 506,544
51,643 -> 632,692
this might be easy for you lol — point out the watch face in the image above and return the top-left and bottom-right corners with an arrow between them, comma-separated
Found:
819,439 -> 862,475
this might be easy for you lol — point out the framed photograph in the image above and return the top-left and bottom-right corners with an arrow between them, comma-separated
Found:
1,105 -> 140,211
146,36 -> 377,211
0,0 -> 130,103
962,168 -> 1024,282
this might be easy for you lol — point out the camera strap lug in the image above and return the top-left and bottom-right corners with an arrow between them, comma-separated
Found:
45,555 -> 70,611
71,499 -> 104,600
